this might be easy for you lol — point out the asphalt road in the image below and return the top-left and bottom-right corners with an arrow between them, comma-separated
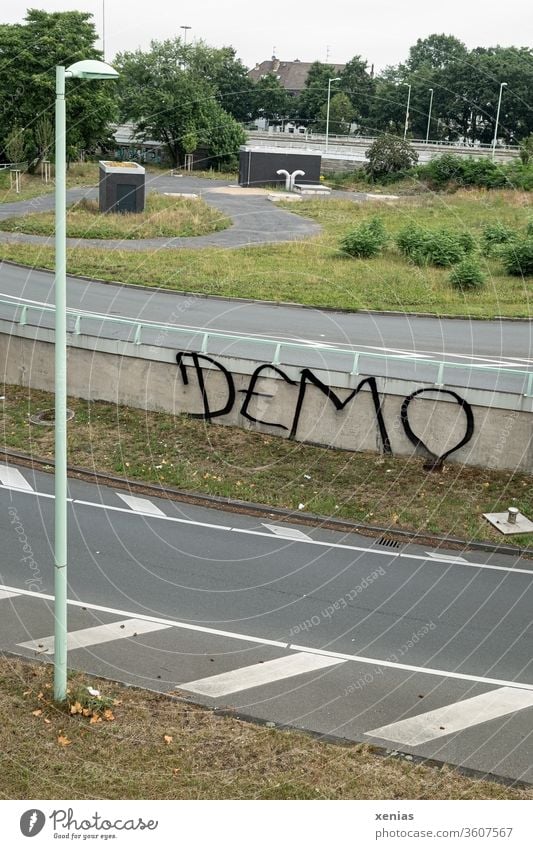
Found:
1,464 -> 532,783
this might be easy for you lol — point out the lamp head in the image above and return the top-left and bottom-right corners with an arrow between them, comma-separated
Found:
66,60 -> 119,80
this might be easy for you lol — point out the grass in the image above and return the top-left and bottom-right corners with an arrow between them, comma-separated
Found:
2,385 -> 532,547
2,656 -> 531,799
0,192 -> 230,239
0,190 -> 530,317
0,162 -> 100,204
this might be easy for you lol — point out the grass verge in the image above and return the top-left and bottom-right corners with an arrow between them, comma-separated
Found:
0,192 -> 230,239
2,385 -> 532,546
0,190 -> 530,317
2,656 -> 530,799
0,162 -> 101,204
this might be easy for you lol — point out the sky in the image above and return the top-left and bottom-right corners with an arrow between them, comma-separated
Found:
3,0 -> 532,70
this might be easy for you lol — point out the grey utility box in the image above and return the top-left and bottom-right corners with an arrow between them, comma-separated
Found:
239,145 -> 321,188
99,161 -> 145,213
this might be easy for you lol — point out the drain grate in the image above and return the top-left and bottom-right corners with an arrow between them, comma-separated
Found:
376,536 -> 402,549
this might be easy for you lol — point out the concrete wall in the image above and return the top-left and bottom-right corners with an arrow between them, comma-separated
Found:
1,329 -> 531,474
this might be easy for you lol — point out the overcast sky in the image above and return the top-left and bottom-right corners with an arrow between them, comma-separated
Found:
3,1 -> 532,70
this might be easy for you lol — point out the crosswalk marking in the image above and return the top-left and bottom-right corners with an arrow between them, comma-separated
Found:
116,493 -> 166,517
180,652 -> 345,697
366,686 -> 533,746
262,523 -> 312,542
17,618 -> 171,654
0,589 -> 19,600
0,464 -> 34,492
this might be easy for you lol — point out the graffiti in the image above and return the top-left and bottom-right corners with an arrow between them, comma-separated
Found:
175,352 -> 475,463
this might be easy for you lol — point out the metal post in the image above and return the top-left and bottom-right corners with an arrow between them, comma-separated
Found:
325,77 -> 340,154
403,84 -> 411,140
426,88 -> 434,143
54,65 -> 68,702
491,82 -> 507,162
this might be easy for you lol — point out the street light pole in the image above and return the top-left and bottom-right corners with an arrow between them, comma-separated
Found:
181,25 -> 191,46
491,82 -> 507,161
403,83 -> 411,140
325,77 -> 341,153
53,59 -> 118,703
426,88 -> 434,143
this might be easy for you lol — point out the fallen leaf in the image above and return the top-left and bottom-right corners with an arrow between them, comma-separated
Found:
37,692 -> 44,700
44,718 -> 51,724
82,708 -> 92,717
32,709 -> 43,717
89,714 -> 102,725
70,701 -> 83,715
173,768 -> 181,775
163,735 -> 173,745
103,709 -> 115,722
57,735 -> 71,746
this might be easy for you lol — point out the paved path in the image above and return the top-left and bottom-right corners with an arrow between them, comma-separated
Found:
2,465 -> 533,783
0,174 -> 322,250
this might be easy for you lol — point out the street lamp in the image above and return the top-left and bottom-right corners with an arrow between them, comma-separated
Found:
426,88 -> 434,143
403,83 -> 411,140
181,25 -> 191,46
491,81 -> 507,161
54,58 -> 118,702
325,77 -> 341,153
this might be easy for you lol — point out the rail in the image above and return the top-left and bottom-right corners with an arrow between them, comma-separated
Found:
0,295 -> 531,398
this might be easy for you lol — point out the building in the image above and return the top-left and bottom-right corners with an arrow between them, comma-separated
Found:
248,56 -> 345,97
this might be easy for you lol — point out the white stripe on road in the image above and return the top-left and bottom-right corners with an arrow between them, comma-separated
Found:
17,618 -> 171,654
0,589 -> 19,600
366,686 -> 533,746
181,652 -> 345,697
0,464 -> 34,491
2,582 -> 533,691
262,523 -> 312,542
425,552 -> 469,564
116,493 -> 166,517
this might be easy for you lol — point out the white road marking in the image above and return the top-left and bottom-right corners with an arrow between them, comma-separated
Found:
425,552 -> 469,564
366,686 -> 533,746
262,523 -> 312,542
0,464 -> 34,491
116,493 -> 166,517
2,481 -> 533,577
2,582 -> 533,692
180,652 -> 345,697
0,589 -> 19,600
17,618 -> 171,654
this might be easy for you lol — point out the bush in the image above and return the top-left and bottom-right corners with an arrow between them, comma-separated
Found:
340,216 -> 388,258
450,259 -> 486,290
396,224 -> 473,267
482,223 -> 515,253
365,135 -> 418,181
417,154 -> 516,190
500,238 -> 533,276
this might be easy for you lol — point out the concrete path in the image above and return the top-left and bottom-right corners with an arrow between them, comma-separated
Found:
0,174 -> 322,250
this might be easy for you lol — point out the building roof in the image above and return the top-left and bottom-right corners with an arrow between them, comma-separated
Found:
248,57 -> 345,94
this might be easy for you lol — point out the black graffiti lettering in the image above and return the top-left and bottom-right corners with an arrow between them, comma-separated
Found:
289,369 -> 392,453
401,388 -> 474,468
176,352 -> 235,419
240,364 -> 297,429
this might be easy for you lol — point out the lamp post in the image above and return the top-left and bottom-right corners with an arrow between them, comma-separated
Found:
426,88 -> 434,143
325,77 -> 341,153
54,59 -> 118,702
181,25 -> 191,46
491,81 -> 507,161
403,83 -> 411,140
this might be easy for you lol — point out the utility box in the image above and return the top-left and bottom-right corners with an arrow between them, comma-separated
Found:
238,146 -> 321,188
99,161 -> 145,213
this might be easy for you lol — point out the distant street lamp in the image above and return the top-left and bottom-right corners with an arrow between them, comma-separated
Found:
403,83 -> 411,140
181,25 -> 191,46
54,59 -> 119,702
491,82 -> 507,161
325,77 -> 341,153
426,88 -> 434,143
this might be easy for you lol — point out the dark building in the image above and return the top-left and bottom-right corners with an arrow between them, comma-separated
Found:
239,145 -> 321,188
99,161 -> 145,214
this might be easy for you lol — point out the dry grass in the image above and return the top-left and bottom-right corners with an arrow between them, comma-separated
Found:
1,385 -> 532,546
1,656 -> 529,800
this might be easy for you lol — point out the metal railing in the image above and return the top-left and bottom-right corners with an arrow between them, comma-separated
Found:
1,295 -> 531,398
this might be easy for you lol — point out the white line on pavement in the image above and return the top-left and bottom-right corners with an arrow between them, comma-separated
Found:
181,652 -> 344,697
2,583 -> 532,692
366,687 -> 533,746
0,589 -> 20,600
0,464 -> 34,492
262,523 -> 313,542
17,618 -> 171,654
116,493 -> 166,517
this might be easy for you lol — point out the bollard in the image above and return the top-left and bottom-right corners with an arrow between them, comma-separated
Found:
507,507 -> 519,524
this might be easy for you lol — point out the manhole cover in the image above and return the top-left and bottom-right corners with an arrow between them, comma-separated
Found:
29,408 -> 75,426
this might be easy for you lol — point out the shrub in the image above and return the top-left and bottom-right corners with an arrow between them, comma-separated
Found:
340,217 -> 388,258
482,223 -> 515,253
365,135 -> 418,181
457,231 -> 476,254
500,238 -> 533,276
450,259 -> 486,290
396,223 -> 427,259
396,224 -> 472,267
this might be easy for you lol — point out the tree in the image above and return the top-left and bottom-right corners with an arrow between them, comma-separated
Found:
0,10 -> 117,166
339,55 -> 374,129
4,124 -> 32,165
296,62 -> 337,123
407,34 -> 468,71
252,73 -> 291,122
116,39 -> 246,168
184,43 -> 255,123
365,135 -> 418,180
316,92 -> 354,134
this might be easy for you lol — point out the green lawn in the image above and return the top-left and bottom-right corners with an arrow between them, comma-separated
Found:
0,189 -> 530,317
